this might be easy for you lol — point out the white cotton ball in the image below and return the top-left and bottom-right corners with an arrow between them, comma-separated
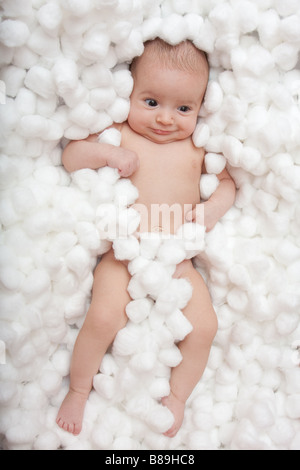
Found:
0,381 -> 17,405
34,431 -> 60,451
154,278 -> 191,315
184,13 -> 204,43
178,223 -> 206,258
125,298 -> 153,323
100,353 -> 118,376
15,88 -> 36,116
236,215 -> 257,237
130,350 -> 157,372
160,14 -> 187,45
193,18 -> 216,54
200,174 -> 220,200
93,374 -> 116,399
270,418 -> 295,446
193,122 -> 210,148
96,203 -> 118,240
113,69 -> 134,99
76,221 -> 101,251
241,361 -> 263,386
205,153 -> 226,175
115,30 -> 144,62
81,63 -> 112,90
139,233 -> 163,260
241,146 -> 261,173
91,423 -> 114,450
5,261 -> 27,289
258,9 -> 281,49
21,383 -> 47,410
22,269 -> 51,299
235,1 -> 258,33
82,25 -> 110,61
0,19 -> 30,48
158,345 -> 182,367
247,45 -> 275,77
114,178 -> 139,206
149,378 -> 170,400
280,15 -> 300,43
166,309 -> 193,341
25,65 -> 55,99
51,349 -> 71,377
98,127 -> 122,147
222,135 -> 243,167
140,261 -> 170,298
110,21 -> 132,44
141,17 -> 163,42
61,0 -> 93,16
117,208 -> 140,238
113,236 -> 140,261
275,312 -> 298,336
146,404 -> 175,434
229,264 -> 251,290
272,43 -> 299,71
253,189 -> 278,213
113,323 -> 141,356
227,287 -> 248,312
286,395 -> 300,419
52,58 -> 78,96
156,239 -> 186,266
274,239 -> 300,266
249,401 -> 275,429
222,95 -> 248,123
65,245 -> 91,277
27,27 -> 60,58
39,369 -> 62,395
214,384 -> 238,403
89,87 -> 116,111
1,65 -> 26,98
256,345 -> 281,370
37,2 -> 62,35
69,102 -> 99,128
107,97 -> 130,123
204,81 -> 224,113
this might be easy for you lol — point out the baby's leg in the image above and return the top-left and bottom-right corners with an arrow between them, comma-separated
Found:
56,249 -> 131,435
162,260 -> 218,437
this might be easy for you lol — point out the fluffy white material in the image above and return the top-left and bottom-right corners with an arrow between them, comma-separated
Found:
1,0 -> 300,451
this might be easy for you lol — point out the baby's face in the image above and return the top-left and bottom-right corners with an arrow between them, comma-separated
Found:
128,57 -> 208,144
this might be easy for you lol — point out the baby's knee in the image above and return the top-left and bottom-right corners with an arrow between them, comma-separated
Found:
85,306 -> 125,337
196,308 -> 218,346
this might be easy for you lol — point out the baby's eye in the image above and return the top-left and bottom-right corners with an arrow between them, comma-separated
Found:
145,99 -> 158,107
178,105 -> 191,113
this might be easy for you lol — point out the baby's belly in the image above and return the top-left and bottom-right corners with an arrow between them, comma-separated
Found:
132,201 -> 193,235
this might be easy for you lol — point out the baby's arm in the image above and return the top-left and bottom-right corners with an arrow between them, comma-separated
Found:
62,134 -> 139,177
186,166 -> 236,232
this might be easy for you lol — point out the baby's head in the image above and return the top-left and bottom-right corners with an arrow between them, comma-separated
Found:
128,39 -> 209,144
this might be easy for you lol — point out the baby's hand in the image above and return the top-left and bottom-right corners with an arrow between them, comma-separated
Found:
107,148 -> 139,177
185,202 -> 218,232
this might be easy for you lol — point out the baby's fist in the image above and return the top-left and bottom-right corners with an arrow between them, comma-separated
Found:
109,149 -> 139,177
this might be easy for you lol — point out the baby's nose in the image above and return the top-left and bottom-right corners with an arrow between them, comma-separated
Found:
156,109 -> 174,125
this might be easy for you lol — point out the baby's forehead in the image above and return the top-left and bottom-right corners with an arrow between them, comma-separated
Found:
131,39 -> 209,79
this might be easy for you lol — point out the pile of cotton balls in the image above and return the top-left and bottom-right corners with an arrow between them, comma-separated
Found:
0,0 -> 300,450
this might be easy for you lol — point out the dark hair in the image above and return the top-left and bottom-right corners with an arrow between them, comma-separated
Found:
130,38 -> 209,77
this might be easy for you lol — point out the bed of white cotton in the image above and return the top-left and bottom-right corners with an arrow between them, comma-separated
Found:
0,0 -> 300,450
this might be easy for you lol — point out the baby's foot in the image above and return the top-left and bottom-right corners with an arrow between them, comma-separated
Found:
161,392 -> 185,438
56,389 -> 88,435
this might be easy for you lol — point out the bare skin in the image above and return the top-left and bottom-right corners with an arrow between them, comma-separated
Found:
56,41 -> 236,436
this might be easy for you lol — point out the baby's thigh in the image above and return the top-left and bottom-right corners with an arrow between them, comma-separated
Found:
90,249 -> 132,313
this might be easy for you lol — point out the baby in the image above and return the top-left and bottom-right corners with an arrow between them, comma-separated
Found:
56,39 -> 236,438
